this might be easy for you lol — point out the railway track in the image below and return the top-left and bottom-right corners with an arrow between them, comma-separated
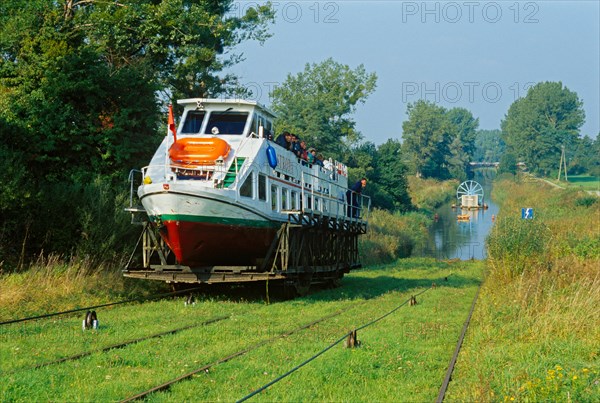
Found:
0,287 -> 204,326
120,280 -> 457,402
2,286 -> 368,377
120,307 -> 354,402
436,281 -> 482,402
119,273 -> 481,402
2,270 -> 482,402
6,315 -> 229,375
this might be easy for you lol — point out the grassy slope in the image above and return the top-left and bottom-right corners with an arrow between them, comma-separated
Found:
1,259 -> 483,402
554,175 -> 600,191
447,178 -> 600,401
0,258 -> 169,322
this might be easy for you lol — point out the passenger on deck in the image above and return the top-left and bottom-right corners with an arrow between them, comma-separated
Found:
290,135 -> 301,158
299,141 -> 309,162
275,131 -> 291,149
346,178 -> 367,218
307,147 -> 316,164
314,151 -> 325,168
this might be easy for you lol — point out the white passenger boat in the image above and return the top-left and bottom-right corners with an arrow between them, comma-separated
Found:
131,98 -> 369,275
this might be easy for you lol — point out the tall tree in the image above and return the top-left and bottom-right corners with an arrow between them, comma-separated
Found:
402,101 -> 479,180
401,100 -> 451,179
0,0 -> 274,266
342,139 -> 411,212
0,0 -> 274,182
373,139 -> 412,211
590,136 -> 600,176
498,151 -> 518,175
446,107 -> 479,181
270,58 -> 377,157
501,81 -> 585,176
569,134 -> 600,176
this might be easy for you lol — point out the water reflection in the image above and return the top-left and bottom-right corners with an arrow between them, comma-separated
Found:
419,170 -> 499,260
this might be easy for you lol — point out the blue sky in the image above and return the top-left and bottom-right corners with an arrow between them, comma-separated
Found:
229,1 -> 599,145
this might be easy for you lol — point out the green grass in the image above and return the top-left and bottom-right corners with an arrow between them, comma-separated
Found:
408,176 -> 459,212
550,174 -> 600,191
566,174 -> 600,190
445,178 -> 600,402
359,209 -> 430,265
0,259 -> 483,402
0,254 -> 172,322
5,174 -> 596,401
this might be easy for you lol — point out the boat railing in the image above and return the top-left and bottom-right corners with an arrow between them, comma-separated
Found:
299,170 -> 370,224
127,169 -> 143,209
270,139 -> 348,179
232,155 -> 259,189
125,169 -> 149,224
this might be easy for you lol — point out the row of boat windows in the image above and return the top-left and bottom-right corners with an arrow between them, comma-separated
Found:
181,110 -> 273,136
239,172 -> 331,213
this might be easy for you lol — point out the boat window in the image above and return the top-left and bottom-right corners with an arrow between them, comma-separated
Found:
281,188 -> 289,210
249,113 -> 258,136
181,111 -> 206,134
258,116 -> 273,139
258,174 -> 267,201
271,185 -> 278,211
264,119 -> 273,139
240,172 -> 254,198
291,191 -> 298,210
205,111 -> 249,135
258,116 -> 264,130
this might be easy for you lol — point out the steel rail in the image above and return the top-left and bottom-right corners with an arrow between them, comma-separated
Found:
119,300 -> 373,402
0,287 -> 204,326
436,281 -> 483,402
121,276 -> 453,402
236,286 -> 435,402
6,316 -> 229,375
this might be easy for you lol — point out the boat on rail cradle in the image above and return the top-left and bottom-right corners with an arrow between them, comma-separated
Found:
124,98 -> 370,294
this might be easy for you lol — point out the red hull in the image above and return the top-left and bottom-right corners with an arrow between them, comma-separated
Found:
160,220 -> 277,266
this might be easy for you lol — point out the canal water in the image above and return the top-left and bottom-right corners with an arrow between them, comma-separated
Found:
420,170 -> 499,260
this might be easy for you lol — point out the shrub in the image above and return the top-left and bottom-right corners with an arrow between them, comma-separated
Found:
486,216 -> 552,277
574,195 -> 598,207
407,176 -> 457,212
359,209 -> 429,266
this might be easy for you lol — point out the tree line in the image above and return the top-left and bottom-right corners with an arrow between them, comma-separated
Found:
0,0 -> 274,269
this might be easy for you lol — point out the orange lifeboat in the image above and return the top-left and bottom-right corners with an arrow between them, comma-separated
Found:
169,137 -> 231,167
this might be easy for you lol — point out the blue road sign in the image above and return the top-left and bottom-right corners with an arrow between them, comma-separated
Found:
521,208 -> 534,219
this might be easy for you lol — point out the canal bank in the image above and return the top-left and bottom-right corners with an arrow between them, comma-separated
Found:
419,170 -> 499,260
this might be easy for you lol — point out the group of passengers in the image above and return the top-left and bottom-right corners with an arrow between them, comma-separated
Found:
274,131 -> 366,219
274,131 -> 332,169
